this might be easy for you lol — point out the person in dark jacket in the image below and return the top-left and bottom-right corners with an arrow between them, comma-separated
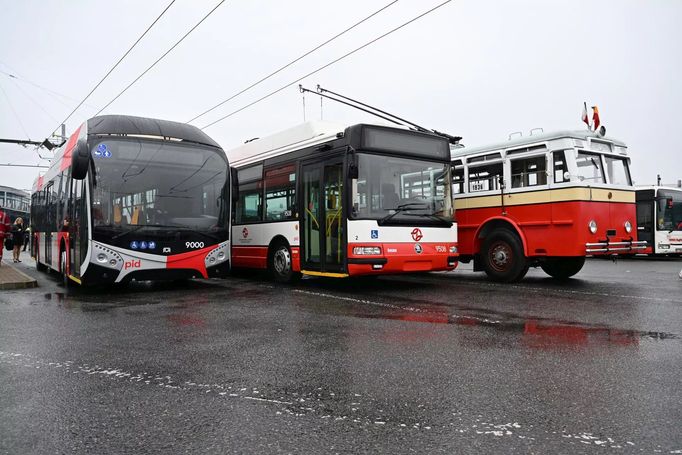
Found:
0,209 -> 10,266
11,217 -> 25,263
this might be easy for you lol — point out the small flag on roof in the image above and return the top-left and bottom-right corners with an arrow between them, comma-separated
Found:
582,102 -> 590,129
592,106 -> 601,131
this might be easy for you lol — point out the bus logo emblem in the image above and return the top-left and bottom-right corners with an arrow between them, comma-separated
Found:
414,244 -> 423,254
242,227 -> 249,238
411,228 -> 423,242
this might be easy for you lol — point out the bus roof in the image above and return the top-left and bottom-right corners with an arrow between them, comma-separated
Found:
227,121 -> 349,167
636,185 -> 682,193
89,115 -> 221,149
451,129 -> 627,160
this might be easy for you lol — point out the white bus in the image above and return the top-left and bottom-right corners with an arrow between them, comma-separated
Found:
636,186 -> 682,256
228,121 -> 458,282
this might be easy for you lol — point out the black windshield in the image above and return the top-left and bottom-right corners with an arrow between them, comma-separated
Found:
90,138 -> 228,235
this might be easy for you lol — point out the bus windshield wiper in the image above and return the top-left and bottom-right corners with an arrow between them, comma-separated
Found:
109,224 -> 214,240
380,202 -> 430,223
111,225 -> 147,240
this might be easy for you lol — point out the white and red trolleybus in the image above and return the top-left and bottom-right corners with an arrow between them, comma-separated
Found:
635,186 -> 682,256
451,129 -> 646,282
228,121 -> 458,282
30,115 -> 231,285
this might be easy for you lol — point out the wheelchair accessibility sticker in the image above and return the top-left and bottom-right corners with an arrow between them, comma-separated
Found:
371,230 -> 379,239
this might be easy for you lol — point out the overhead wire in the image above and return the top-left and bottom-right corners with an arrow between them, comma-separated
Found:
200,0 -> 452,130
0,81 -> 31,139
186,0 -> 399,124
46,0 -> 177,137
9,77 -> 60,123
94,0 -> 227,116
0,67 -> 96,109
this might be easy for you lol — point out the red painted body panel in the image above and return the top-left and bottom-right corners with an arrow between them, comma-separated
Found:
166,245 -> 214,278
457,201 -> 637,257
346,242 -> 458,275
231,246 -> 269,269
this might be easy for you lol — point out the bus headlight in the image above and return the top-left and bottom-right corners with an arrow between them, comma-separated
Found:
97,253 -> 108,263
353,246 -> 382,255
204,241 -> 229,268
624,220 -> 632,233
588,220 -> 598,234
449,246 -> 458,253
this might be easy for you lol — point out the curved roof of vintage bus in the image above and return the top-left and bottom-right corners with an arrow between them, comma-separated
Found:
88,115 -> 222,149
451,129 -> 628,159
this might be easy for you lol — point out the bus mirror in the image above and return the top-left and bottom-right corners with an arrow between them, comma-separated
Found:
348,164 -> 358,179
230,168 -> 239,203
71,139 -> 90,180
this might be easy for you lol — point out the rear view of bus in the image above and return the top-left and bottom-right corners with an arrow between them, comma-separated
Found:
229,122 -> 457,282
31,115 -> 230,285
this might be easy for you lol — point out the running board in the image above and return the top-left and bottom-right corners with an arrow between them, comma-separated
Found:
301,270 -> 349,278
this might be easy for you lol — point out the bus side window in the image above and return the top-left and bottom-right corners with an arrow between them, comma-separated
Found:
468,163 -> 502,192
511,155 -> 546,188
553,151 -> 569,183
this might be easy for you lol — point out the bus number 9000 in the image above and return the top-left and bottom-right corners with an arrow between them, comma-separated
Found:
185,242 -> 205,249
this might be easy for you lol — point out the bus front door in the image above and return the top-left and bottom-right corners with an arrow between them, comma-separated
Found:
301,158 -> 346,275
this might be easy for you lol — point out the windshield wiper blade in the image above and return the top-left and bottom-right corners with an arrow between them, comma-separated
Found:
379,202 -> 430,223
111,225 -> 146,240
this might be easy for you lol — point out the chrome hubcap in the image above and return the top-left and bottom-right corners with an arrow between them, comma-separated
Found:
274,248 -> 291,275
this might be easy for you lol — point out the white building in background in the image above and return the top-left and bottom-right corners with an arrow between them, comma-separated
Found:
0,185 -> 30,223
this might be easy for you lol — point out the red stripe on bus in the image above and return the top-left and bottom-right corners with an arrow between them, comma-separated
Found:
232,246 -> 269,269
59,124 -> 83,172
165,245 -> 214,278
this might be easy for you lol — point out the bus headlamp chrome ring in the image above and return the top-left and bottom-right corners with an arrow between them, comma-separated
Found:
588,220 -> 598,234
92,243 -> 123,270
205,241 -> 229,268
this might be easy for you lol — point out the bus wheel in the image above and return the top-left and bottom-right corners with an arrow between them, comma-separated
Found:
269,242 -> 299,283
35,254 -> 47,272
60,249 -> 70,288
482,229 -> 527,282
540,257 -> 585,280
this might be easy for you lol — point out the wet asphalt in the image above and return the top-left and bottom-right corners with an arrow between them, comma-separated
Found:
1,254 -> 681,454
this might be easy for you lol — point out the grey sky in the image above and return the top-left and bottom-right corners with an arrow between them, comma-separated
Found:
1,0 -> 681,192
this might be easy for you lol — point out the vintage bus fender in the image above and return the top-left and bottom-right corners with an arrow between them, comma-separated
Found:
472,216 -> 529,258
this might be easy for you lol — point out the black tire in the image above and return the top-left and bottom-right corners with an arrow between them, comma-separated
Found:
35,250 -> 47,272
268,241 -> 300,283
60,249 -> 70,288
481,229 -> 527,282
540,257 -> 585,280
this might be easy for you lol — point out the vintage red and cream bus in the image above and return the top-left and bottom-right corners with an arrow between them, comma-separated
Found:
635,186 -> 682,256
451,129 -> 646,282
31,115 -> 231,285
228,121 -> 458,282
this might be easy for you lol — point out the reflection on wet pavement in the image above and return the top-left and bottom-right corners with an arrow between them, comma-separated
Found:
292,288 -> 677,348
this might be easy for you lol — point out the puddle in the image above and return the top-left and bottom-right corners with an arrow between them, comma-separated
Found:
293,289 -> 677,347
